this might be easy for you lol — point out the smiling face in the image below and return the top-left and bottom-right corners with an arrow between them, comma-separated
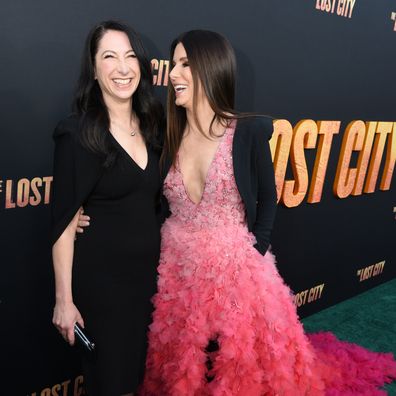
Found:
94,29 -> 141,105
169,43 -> 203,110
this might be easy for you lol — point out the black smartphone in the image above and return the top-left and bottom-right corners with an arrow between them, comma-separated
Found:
74,323 -> 96,353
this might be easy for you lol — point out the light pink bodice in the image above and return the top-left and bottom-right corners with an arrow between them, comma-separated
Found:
163,123 -> 247,230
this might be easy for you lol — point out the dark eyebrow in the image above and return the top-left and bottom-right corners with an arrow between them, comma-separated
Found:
172,56 -> 189,63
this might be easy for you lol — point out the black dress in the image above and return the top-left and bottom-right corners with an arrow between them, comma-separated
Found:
51,117 -> 161,395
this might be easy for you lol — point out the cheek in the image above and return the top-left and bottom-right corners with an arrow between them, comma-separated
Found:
133,70 -> 141,88
186,79 -> 195,97
181,71 -> 194,94
133,63 -> 141,78
184,68 -> 193,83
96,64 -> 112,82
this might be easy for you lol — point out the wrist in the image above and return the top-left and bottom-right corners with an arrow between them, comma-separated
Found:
55,296 -> 74,305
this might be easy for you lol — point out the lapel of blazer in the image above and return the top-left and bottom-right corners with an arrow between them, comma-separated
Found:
232,118 -> 249,204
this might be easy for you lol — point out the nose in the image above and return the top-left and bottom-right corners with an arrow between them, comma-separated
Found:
169,65 -> 178,81
117,58 -> 129,75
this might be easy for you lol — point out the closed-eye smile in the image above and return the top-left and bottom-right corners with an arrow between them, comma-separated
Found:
113,78 -> 132,85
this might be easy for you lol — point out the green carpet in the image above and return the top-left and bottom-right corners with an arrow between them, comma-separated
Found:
302,278 -> 396,395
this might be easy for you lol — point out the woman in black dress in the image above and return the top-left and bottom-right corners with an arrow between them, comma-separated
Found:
51,21 -> 163,395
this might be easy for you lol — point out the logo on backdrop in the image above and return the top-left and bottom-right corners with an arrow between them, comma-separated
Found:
270,120 -> 396,207
315,0 -> 357,19
151,58 -> 170,86
30,375 -> 84,396
2,120 -> 394,210
391,12 -> 396,31
0,176 -> 52,209
148,61 -> 396,209
294,283 -> 325,307
356,261 -> 385,282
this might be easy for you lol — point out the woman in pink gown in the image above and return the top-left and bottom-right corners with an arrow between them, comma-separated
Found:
140,30 -> 396,395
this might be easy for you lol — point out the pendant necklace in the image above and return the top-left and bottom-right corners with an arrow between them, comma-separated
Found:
130,116 -> 138,136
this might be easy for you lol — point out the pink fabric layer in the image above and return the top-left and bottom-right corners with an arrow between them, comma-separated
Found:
141,123 -> 396,395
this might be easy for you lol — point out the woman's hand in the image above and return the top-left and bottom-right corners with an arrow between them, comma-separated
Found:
76,207 -> 90,234
52,301 -> 84,346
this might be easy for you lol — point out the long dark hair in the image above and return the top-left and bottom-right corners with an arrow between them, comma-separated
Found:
73,20 -> 163,167
165,30 -> 244,166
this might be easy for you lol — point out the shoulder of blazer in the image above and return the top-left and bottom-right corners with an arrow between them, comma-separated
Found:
53,114 -> 81,139
52,115 -> 105,171
233,115 -> 274,154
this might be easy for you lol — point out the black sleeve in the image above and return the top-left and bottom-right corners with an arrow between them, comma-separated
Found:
155,193 -> 171,226
252,117 -> 278,255
51,118 -> 103,245
156,154 -> 172,226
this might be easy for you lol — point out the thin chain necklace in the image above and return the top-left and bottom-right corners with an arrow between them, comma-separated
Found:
130,114 -> 138,136
111,116 -> 139,137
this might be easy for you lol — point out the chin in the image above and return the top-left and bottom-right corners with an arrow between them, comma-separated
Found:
115,91 -> 135,101
175,98 -> 190,109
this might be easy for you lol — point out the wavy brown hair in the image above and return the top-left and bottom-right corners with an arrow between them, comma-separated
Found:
164,30 -> 246,166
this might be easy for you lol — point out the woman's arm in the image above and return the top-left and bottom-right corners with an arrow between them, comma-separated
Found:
253,118 -> 278,255
52,210 -> 84,345
51,118 -> 98,344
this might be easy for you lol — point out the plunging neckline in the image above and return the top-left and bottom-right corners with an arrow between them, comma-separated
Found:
177,127 -> 228,206
108,131 -> 149,172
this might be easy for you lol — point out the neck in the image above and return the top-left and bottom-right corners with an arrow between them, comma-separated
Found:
185,100 -> 216,137
104,95 -> 134,126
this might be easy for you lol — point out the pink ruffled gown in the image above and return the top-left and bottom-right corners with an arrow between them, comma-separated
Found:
142,123 -> 396,395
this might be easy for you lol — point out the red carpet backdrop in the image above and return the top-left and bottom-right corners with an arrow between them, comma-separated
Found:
0,0 -> 395,394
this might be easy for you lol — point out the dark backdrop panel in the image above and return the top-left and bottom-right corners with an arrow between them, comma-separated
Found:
0,0 -> 395,393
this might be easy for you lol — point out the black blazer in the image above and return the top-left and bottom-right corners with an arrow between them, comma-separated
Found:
51,117 -> 104,245
161,116 -> 277,255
